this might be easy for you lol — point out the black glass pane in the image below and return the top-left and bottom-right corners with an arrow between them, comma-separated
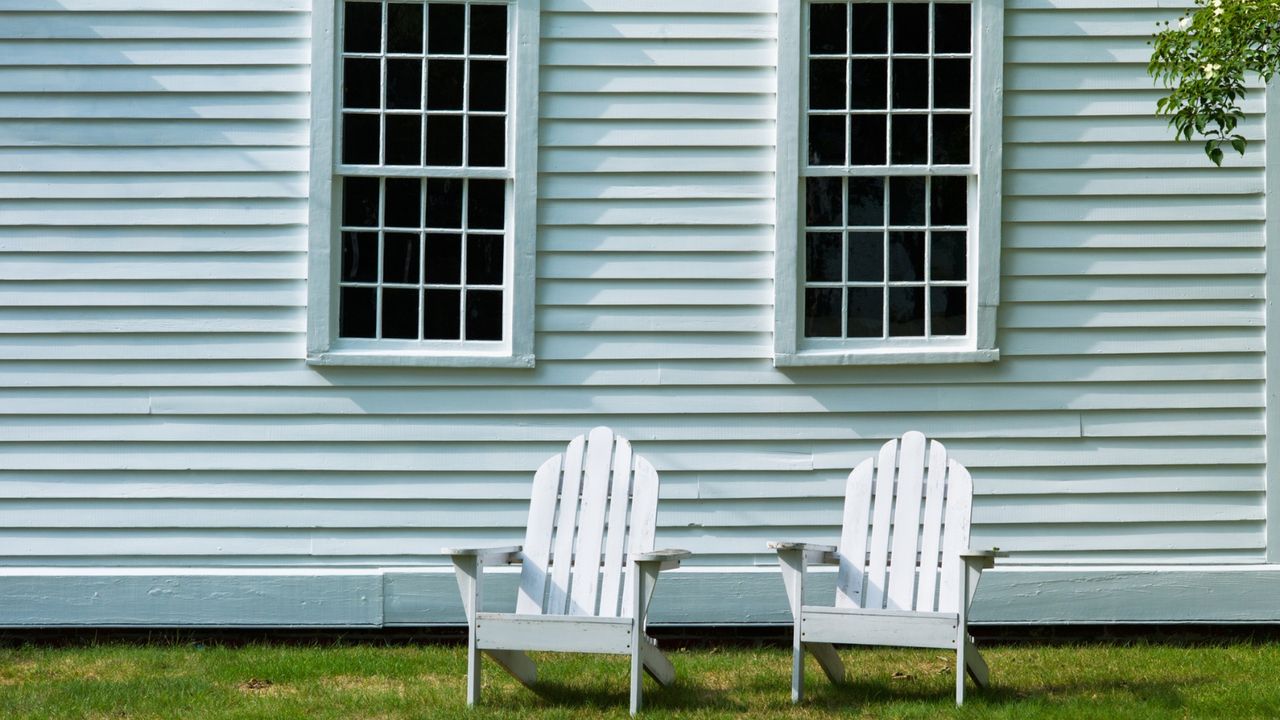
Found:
888,231 -> 925,281
468,179 -> 506,230
428,3 -> 465,54
344,1 -> 382,53
847,287 -> 883,338
891,114 -> 927,165
469,60 -> 507,111
426,178 -> 463,228
932,114 -> 970,164
893,3 -> 929,53
386,59 -> 423,110
806,177 -> 843,227
427,59 -> 464,110
385,115 -> 422,166
888,287 -> 925,337
931,231 -> 967,281
342,177 -> 380,227
384,232 -> 421,284
343,58 -> 381,109
934,59 -> 970,109
931,176 -> 967,226
341,232 -> 379,282
847,177 -> 884,226
931,287 -> 967,336
806,232 -> 843,282
850,59 -> 887,110
466,290 -> 504,340
424,288 -> 461,339
892,59 -> 928,109
848,232 -> 884,281
935,3 -> 971,54
470,4 -> 508,55
850,114 -> 887,165
851,3 -> 888,54
809,115 -> 846,166
382,288 -> 421,339
810,60 -> 847,111
387,3 -> 424,53
467,235 -> 504,285
889,176 -> 926,226
342,113 -> 380,165
468,116 -> 506,167
805,288 -> 843,338
339,286 -> 377,338
810,3 -> 848,54
384,178 -> 422,228
425,114 -> 463,166
425,233 -> 462,283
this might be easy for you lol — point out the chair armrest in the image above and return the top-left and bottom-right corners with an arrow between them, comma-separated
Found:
632,548 -> 691,572
769,541 -> 838,565
960,548 -> 1008,570
443,545 -> 523,564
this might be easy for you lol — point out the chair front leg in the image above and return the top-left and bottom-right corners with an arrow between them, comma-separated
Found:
629,560 -> 662,716
452,554 -> 484,707
775,549 -> 808,704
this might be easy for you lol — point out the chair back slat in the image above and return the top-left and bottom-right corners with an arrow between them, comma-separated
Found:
515,454 -> 562,614
567,427 -> 616,615
936,461 -> 973,613
861,438 -> 900,609
597,437 -> 634,617
914,440 -> 950,612
834,457 -> 874,608
545,434 -> 587,615
886,431 -> 927,610
619,454 -> 659,618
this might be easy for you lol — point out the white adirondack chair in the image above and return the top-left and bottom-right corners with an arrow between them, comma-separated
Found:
445,426 -> 689,715
770,431 -> 1005,705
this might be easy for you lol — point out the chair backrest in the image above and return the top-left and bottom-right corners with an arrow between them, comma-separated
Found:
834,431 -> 973,614
515,426 -> 659,618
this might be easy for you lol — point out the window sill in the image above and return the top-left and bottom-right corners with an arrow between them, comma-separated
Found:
775,348 -> 1000,367
308,350 -> 536,369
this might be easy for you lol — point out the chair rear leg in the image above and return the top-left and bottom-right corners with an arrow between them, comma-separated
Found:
964,637 -> 990,687
467,634 -> 481,706
485,649 -> 537,688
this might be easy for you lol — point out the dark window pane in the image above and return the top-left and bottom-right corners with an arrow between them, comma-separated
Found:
470,4 -> 508,55
850,114 -> 887,165
468,116 -> 506,167
850,59 -> 887,110
847,287 -> 883,338
427,59 -> 465,110
426,114 -> 463,166
469,60 -> 507,111
468,179 -> 506,230
384,232 -> 421,284
342,177 -> 380,227
384,178 -> 422,228
932,114 -> 970,165
931,287 -> 967,336
426,178 -> 463,228
428,3 -> 465,54
847,177 -> 884,226
888,287 -> 925,337
810,3 -> 848,54
343,58 -> 381,109
467,235 -> 504,285
934,59 -> 970,109
931,176 -> 968,226
341,232 -> 379,282
810,60 -> 847,110
806,232 -> 843,282
889,176 -> 926,226
805,288 -> 843,338
423,289 -> 461,339
809,115 -> 846,166
385,115 -> 423,166
806,177 -> 843,227
892,59 -> 928,109
893,3 -> 928,53
387,3 -> 424,53
342,113 -> 380,165
339,286 -> 377,338
466,290 -> 504,340
848,232 -> 884,282
931,231 -> 967,281
425,233 -> 462,283
344,1 -> 382,53
851,3 -> 888,54
888,231 -> 925,281
935,3 -> 971,54
890,114 -> 927,165
386,59 -> 423,110
382,288 -> 421,339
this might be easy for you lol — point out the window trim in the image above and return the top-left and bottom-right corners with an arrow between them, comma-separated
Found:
774,0 -> 1002,367
307,0 -> 539,368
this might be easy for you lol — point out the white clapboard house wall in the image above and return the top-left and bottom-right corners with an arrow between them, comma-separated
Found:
0,0 -> 1277,626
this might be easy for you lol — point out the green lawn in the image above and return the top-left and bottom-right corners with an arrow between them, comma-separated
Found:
1,639 -> 1278,719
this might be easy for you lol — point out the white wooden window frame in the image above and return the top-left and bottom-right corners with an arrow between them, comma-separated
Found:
775,0 -> 1002,367
307,0 -> 539,368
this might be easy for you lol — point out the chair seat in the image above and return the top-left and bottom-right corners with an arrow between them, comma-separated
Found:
799,605 -> 959,649
475,612 -> 635,654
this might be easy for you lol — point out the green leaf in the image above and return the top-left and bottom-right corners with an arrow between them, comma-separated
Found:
1231,137 -> 1246,155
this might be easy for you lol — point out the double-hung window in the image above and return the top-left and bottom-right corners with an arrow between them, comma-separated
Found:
308,0 -> 537,367
775,0 -> 1001,366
